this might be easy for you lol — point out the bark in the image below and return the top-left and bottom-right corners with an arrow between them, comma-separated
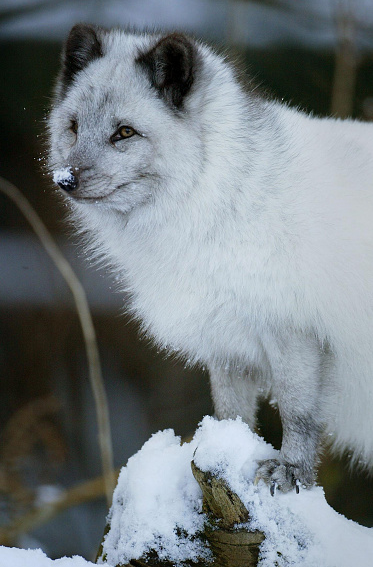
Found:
191,461 -> 264,567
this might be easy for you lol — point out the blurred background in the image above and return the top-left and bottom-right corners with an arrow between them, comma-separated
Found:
1,0 -> 373,561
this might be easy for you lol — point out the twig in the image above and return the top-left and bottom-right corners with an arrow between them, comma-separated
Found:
0,175 -> 115,506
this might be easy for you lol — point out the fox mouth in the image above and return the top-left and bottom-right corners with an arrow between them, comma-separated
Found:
70,181 -> 135,203
67,187 -> 118,203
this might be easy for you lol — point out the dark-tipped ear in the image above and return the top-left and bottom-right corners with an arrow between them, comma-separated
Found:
59,23 -> 103,96
136,33 -> 198,110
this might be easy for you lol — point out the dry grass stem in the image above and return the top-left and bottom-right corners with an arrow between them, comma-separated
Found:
0,175 -> 115,506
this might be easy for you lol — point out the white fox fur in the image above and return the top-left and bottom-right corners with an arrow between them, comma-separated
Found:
48,24 -> 373,491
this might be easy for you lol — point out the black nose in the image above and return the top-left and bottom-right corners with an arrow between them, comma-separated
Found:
57,169 -> 79,192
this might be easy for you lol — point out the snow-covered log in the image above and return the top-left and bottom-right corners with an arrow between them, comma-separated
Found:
95,417 -> 373,567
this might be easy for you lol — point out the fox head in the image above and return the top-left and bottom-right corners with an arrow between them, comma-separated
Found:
48,24 -> 207,215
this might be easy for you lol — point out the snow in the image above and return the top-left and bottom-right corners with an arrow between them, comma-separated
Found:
35,484 -> 64,507
102,428 -> 211,565
0,547 -> 108,567
53,167 -> 74,185
2,416 -> 373,566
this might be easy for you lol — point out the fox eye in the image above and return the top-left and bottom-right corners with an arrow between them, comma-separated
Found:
70,120 -> 78,134
111,125 -> 136,143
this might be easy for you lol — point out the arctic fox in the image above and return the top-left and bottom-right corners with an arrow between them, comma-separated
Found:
48,23 -> 373,493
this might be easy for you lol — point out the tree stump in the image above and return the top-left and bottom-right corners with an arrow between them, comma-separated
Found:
96,461 -> 265,567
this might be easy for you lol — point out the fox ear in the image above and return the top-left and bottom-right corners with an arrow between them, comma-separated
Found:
137,33 -> 198,110
59,23 -> 103,96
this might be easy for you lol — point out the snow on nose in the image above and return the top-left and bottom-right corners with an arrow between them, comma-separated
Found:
53,167 -> 79,192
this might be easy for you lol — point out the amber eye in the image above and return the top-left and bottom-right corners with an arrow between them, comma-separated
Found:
111,125 -> 135,143
70,120 -> 78,134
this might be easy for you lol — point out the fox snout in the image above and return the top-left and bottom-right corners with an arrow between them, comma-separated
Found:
54,167 -> 79,193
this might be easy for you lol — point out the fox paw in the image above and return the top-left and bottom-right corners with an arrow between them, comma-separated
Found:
255,458 -> 314,495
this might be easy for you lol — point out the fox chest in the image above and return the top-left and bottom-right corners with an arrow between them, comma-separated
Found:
126,246 -> 296,363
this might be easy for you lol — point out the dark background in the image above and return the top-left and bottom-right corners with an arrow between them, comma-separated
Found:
1,0 -> 373,560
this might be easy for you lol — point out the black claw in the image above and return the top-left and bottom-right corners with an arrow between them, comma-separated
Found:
295,482 -> 300,494
270,481 -> 276,497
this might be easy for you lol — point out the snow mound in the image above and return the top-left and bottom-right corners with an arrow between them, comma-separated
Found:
101,416 -> 373,567
102,428 -> 210,565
